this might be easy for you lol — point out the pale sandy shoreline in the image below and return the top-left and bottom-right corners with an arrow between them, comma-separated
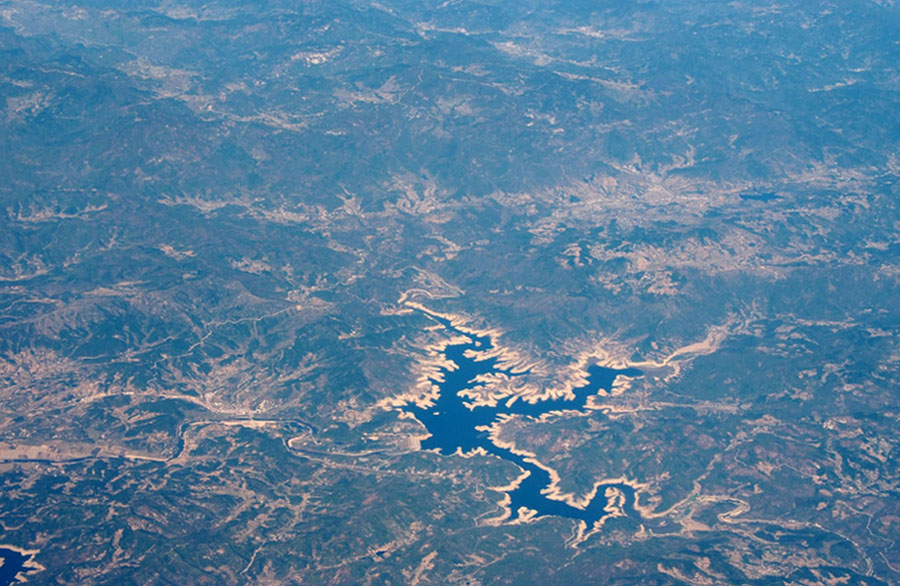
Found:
380,290 -> 746,537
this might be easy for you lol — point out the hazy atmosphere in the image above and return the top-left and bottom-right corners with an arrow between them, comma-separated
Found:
2,1 -> 900,584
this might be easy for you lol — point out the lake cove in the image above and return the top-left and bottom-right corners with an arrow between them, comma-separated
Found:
401,310 -> 642,529
0,546 -> 41,586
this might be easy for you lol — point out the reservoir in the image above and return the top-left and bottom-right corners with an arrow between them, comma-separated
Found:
402,313 -> 642,527
0,547 -> 36,586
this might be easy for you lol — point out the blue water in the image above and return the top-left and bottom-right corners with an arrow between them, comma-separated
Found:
403,315 -> 642,526
0,547 -> 34,586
